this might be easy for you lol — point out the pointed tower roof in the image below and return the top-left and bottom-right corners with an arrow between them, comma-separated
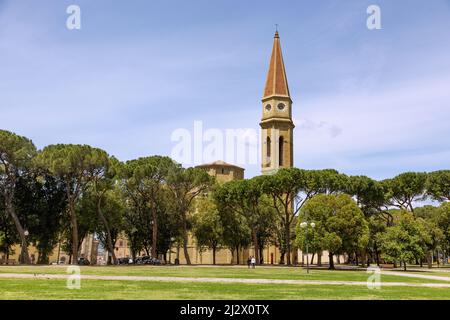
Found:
263,31 -> 291,100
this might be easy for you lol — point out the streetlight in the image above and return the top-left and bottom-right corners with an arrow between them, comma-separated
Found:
300,222 -> 315,274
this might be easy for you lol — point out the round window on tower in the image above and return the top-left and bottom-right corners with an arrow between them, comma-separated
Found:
265,104 -> 272,112
277,103 -> 285,111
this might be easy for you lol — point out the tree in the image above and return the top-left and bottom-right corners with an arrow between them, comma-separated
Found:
35,144 -> 109,264
366,214 -> 386,266
433,203 -> 450,262
0,196 -> 19,261
167,167 -> 214,265
14,170 -> 67,264
261,168 -> 302,265
120,156 -> 178,259
60,191 -> 98,264
427,170 -> 450,202
383,172 -> 428,213
81,187 -> 125,265
122,197 -> 149,260
216,202 -> 251,265
0,130 -> 37,264
192,196 -> 223,265
262,168 -> 345,265
153,190 -> 181,262
377,211 -> 430,270
214,176 -> 275,265
345,175 -> 391,265
297,194 -> 369,269
346,175 -> 390,219
96,193 -> 124,264
89,156 -> 122,265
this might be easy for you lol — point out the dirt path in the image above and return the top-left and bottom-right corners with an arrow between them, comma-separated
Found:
1,272 -> 450,288
382,271 -> 450,282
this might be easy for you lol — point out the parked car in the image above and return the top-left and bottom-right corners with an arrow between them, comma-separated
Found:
143,256 -> 161,265
134,255 -> 160,265
77,257 -> 90,265
149,257 -> 161,265
134,256 -> 144,264
118,257 -> 130,265
141,256 -> 152,264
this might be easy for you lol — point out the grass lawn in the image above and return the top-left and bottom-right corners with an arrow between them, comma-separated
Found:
0,265 -> 447,283
1,278 -> 450,300
1,265 -> 450,300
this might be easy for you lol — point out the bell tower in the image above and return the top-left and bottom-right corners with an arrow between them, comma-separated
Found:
260,31 -> 294,174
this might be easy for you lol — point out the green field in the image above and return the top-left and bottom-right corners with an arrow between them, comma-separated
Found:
1,265 -> 450,300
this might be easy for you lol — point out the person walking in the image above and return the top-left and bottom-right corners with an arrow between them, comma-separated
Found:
251,256 -> 256,269
247,257 -> 251,269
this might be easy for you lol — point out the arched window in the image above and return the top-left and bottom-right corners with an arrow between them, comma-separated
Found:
266,137 -> 271,159
279,136 -> 284,166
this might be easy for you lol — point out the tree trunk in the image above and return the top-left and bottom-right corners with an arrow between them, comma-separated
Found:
97,199 -> 117,265
285,218 -> 291,265
403,261 -> 407,271
328,252 -> 335,270
151,207 -> 158,259
5,196 -> 30,264
182,214 -> 191,264
212,246 -> 216,265
374,244 -> 380,266
317,252 -> 322,267
427,251 -> 432,269
252,228 -> 259,265
69,199 -> 79,265
259,247 -> 264,265
310,253 -> 315,265
361,250 -> 367,268
37,249 -> 50,265
279,252 -> 285,264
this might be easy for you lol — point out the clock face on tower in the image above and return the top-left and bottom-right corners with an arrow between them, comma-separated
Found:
277,103 -> 285,111
265,104 -> 272,112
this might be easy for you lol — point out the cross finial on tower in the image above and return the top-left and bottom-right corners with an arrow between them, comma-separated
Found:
274,24 -> 279,38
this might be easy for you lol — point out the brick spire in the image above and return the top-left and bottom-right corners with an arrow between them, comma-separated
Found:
263,31 -> 291,100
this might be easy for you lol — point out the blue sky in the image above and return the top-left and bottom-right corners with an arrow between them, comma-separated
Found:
1,0 -> 450,179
